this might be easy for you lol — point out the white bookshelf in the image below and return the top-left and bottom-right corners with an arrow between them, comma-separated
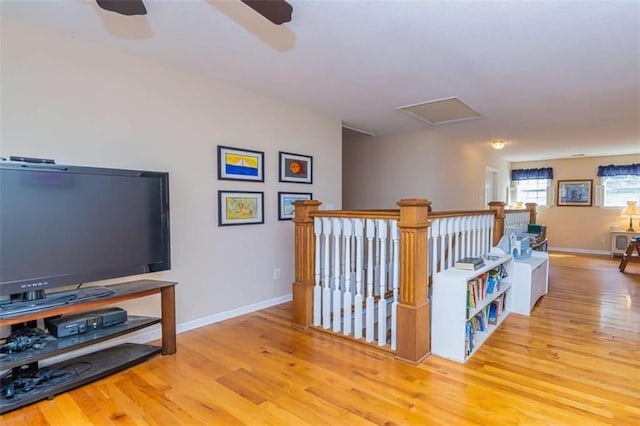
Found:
431,255 -> 513,363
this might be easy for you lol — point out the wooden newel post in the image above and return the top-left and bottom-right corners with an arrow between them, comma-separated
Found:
292,200 -> 321,328
395,198 -> 431,364
489,201 -> 506,244
525,203 -> 538,225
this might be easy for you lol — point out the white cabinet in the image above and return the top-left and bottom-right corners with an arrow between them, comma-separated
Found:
611,231 -> 640,257
511,251 -> 549,316
432,256 -> 513,363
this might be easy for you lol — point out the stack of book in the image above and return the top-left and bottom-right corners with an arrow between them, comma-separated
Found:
455,257 -> 485,271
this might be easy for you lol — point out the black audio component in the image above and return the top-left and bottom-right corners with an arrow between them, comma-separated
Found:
45,308 -> 127,338
9,155 -> 55,164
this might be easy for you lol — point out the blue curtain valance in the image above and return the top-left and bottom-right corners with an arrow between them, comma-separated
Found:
511,167 -> 553,181
597,163 -> 640,177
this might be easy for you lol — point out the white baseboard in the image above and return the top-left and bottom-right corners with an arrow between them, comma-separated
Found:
36,293 -> 292,368
549,246 -> 610,256
176,293 -> 293,334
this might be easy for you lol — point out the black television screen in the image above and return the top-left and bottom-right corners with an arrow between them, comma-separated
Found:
0,161 -> 170,298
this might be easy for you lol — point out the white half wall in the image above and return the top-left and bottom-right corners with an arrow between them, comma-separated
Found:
1,18 -> 342,324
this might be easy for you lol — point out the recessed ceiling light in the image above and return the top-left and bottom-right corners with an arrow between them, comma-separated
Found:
571,153 -> 585,157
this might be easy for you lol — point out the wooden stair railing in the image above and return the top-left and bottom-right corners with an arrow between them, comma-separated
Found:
291,199 -> 538,364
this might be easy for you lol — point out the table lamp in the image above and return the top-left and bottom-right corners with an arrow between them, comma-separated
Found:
623,200 -> 640,232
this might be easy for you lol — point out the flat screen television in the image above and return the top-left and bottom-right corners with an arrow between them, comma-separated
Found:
0,160 -> 170,310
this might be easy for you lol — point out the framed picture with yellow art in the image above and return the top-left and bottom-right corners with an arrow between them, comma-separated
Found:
279,151 -> 312,184
217,145 -> 264,182
218,191 -> 264,226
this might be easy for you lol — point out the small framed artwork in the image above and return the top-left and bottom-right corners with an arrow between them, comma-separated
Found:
217,145 -> 264,182
279,151 -> 312,184
278,192 -> 312,220
557,179 -> 593,207
218,191 -> 264,226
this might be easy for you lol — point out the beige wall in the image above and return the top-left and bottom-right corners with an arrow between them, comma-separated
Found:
343,130 -> 510,210
1,19 -> 342,324
513,154 -> 640,254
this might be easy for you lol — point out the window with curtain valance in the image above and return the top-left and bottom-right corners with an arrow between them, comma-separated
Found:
597,163 -> 640,176
597,163 -> 640,206
510,168 -> 553,206
511,167 -> 554,181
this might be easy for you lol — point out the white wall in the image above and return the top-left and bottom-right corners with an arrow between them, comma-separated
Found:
1,19 -> 342,324
343,130 -> 510,211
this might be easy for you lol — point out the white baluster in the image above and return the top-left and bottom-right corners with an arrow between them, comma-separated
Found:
488,214 -> 495,248
377,219 -> 388,346
430,218 -> 440,275
439,219 -> 446,273
390,220 -> 399,351
453,216 -> 462,263
313,217 -> 322,326
467,215 -> 474,257
332,218 -> 342,333
322,217 -> 332,329
375,224 -> 381,295
484,214 -> 492,253
353,219 -> 364,339
472,215 -> 480,256
342,219 -> 353,336
446,217 -> 454,269
461,216 -> 470,258
365,218 -> 375,342
478,216 -> 488,256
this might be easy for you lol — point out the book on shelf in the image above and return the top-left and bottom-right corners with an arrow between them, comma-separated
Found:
486,276 -> 497,294
488,302 -> 498,324
455,257 -> 485,271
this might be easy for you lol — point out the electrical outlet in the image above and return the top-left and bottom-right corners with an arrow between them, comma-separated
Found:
273,268 -> 281,280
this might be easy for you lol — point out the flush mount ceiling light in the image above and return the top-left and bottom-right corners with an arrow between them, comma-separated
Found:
395,97 -> 482,125
490,139 -> 506,150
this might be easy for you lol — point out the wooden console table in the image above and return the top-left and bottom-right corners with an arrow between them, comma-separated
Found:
0,279 -> 176,413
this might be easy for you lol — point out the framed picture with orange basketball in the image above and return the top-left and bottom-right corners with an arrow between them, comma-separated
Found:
279,151 -> 312,184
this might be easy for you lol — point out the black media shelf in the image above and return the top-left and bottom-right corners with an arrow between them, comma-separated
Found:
0,343 -> 161,414
0,316 -> 160,371
0,280 -> 177,414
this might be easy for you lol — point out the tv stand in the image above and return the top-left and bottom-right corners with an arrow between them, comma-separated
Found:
0,279 -> 176,413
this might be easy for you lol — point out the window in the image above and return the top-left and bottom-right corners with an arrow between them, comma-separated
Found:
511,167 -> 553,207
600,175 -> 640,207
515,179 -> 551,206
597,163 -> 640,207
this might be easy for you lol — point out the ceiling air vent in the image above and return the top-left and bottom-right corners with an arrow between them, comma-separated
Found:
395,97 -> 482,125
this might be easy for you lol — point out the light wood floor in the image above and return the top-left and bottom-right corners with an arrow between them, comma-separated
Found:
2,253 -> 639,425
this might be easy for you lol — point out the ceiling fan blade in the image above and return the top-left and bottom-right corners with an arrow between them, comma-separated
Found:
96,0 -> 147,16
241,0 -> 293,25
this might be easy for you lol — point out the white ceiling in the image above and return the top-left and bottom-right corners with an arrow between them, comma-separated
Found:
2,0 -> 639,162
